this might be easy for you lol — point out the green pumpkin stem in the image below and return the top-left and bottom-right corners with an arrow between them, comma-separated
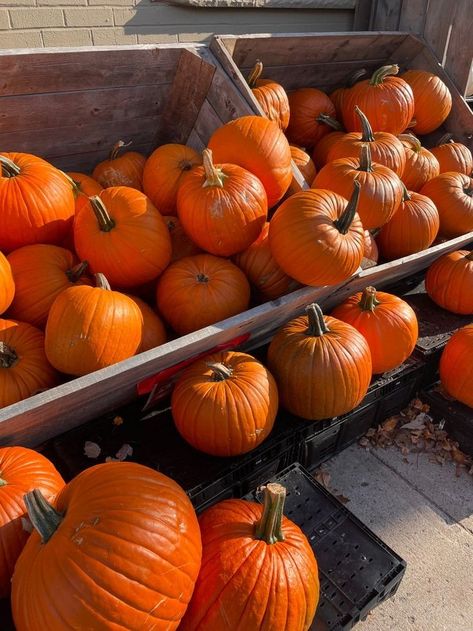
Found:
355,106 -> 375,142
59,171 -> 80,198
316,114 -> 343,131
358,143 -> 373,172
89,196 -> 115,232
24,489 -> 63,544
208,362 -> 233,381
401,183 -> 411,202
437,133 -> 454,146
369,64 -> 399,86
0,342 -> 17,368
359,286 -> 380,311
306,303 -> 330,336
109,140 -> 132,161
202,149 -> 227,188
95,273 -> 112,290
247,60 -> 263,88
347,68 -> 367,87
254,483 -> 286,544
334,180 -> 361,234
66,261 -> 89,283
398,133 -> 422,153
0,155 -> 21,178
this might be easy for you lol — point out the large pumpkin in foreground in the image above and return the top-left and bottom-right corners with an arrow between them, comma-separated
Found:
439,324 -> 473,408
425,250 -> 473,315
12,461 -> 202,631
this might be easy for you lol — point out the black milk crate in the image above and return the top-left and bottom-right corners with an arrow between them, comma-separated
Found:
243,463 -> 406,631
0,599 -> 14,630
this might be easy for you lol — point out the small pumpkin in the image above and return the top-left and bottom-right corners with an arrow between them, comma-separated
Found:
286,88 -> 337,148
430,134 -> 473,175
330,68 -> 368,118
420,172 -> 473,238
425,250 -> 473,315
247,60 -> 290,130
163,215 -> 202,262
288,145 -> 317,193
331,286 -> 418,374
363,229 -> 379,264
45,273 -> 142,376
177,149 -> 267,256
398,134 -> 440,191
439,325 -> 473,407
181,483 -> 319,631
311,117 -> 345,169
0,446 -> 64,599
172,350 -> 278,457
92,140 -> 146,190
67,171 -> 103,214
143,143 -> 202,215
156,254 -> 250,335
0,251 -> 14,316
401,70 -> 452,135
126,294 -> 167,352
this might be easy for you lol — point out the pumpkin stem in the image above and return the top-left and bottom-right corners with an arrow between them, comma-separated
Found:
334,180 -> 361,234
24,489 -> 63,544
401,183 -> 411,201
437,133 -> 454,146
202,149 -> 227,188
0,476 -> 6,486
316,114 -> 343,131
66,260 -> 89,283
247,60 -> 263,87
95,273 -> 112,290
60,171 -> 81,198
358,143 -> 373,172
89,196 -> 115,232
398,133 -> 422,153
355,106 -> 375,142
207,362 -> 233,381
254,483 -> 286,544
305,303 -> 330,337
347,68 -> 368,87
369,64 -> 399,86
359,286 -> 380,311
0,342 -> 18,368
464,186 -> 473,197
196,273 -> 209,283
0,155 -> 21,178
109,140 -> 132,161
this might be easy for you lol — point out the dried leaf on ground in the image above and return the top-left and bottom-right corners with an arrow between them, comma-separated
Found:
84,441 -> 101,459
313,466 -> 331,489
115,443 -> 133,461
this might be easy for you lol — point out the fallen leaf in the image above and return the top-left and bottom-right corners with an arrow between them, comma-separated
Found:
336,493 -> 350,504
115,444 -> 133,461
84,441 -> 101,459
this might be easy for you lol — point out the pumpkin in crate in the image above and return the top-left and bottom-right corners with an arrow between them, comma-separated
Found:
267,303 -> 372,420
430,134 -> 473,175
0,153 -> 75,252
177,149 -> 267,256
7,244 -> 90,328
163,215 -> 202,262
363,229 -> 379,265
0,319 -> 57,407
126,295 -> 167,352
74,187 -> 171,288
288,145 -> 317,193
156,253 -> 250,335
172,350 -> 278,457
247,60 -> 290,130
143,143 -> 202,215
286,87 -> 336,148
398,134 -> 440,191
269,182 -> 364,286
208,115 -> 292,207
329,68 -> 368,118
420,172 -> 473,238
425,250 -> 473,314
0,446 -> 64,598
93,140 -> 145,190
11,461 -> 202,631
377,188 -> 439,260
181,483 -> 319,631
332,286 -> 418,374
311,117 -> 345,169
439,324 -> 473,408
67,171 -> 103,213
313,143 -> 403,229
45,273 -> 142,376
0,251 -> 14,315
401,70 -> 452,134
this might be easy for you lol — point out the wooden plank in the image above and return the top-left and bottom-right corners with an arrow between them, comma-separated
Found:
423,0 -> 456,64
48,143 -> 153,174
370,0 -> 402,30
441,0 -> 473,97
187,128 -> 206,152
398,0 -> 428,33
353,0 -> 375,30
387,31 -> 427,68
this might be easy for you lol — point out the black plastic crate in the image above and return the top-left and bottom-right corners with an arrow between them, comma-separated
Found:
0,598 -> 14,630
243,463 -> 406,631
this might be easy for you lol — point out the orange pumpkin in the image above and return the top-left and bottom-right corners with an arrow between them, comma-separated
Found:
156,254 -> 250,335
311,117 -> 345,170
430,134 -> 473,175
0,251 -> 14,316
92,140 -> 145,190
286,88 -> 336,148
425,250 -> 473,315
329,68 -> 368,118
126,294 -> 167,352
398,134 -> 440,191
332,286 -> 418,374
401,70 -> 452,134
420,172 -> 473,238
247,61 -> 290,131
208,116 -> 292,207
439,325 -> 473,407
363,229 -> 379,264
163,215 -> 202,262
288,145 -> 317,193
143,144 -> 202,215
67,171 -> 103,214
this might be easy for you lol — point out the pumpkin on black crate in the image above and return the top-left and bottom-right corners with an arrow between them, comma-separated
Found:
425,250 -> 473,315
440,324 -> 473,408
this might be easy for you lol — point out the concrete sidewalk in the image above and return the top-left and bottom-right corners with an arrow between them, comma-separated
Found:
325,445 -> 473,631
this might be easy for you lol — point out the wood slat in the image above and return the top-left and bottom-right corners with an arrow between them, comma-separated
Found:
370,0 -> 402,30
441,0 -> 473,97
398,0 -> 428,33
48,143 -> 153,174
421,0 -> 456,63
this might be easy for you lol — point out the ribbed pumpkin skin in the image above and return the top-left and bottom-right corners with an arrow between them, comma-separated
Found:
126,294 -> 167,352
377,192 -> 439,260
12,462 -> 202,631
74,186 -> 172,288
156,254 -> 250,335
180,497 -> 319,631
0,153 -> 75,252
286,88 -> 336,148
0,319 -> 57,407
420,172 -> 473,238
401,70 -> 452,134
67,171 -> 103,214
267,312 -> 372,419
7,244 -> 90,328
289,145 -> 317,193
0,251 -> 14,315
163,215 -> 202,262
172,351 -> 278,457
93,150 -> 145,190
332,289 -> 418,374
439,325 -> 473,407
399,137 -> 440,191
328,131 -> 406,176
0,447 -> 64,599
430,141 -> 473,175
251,79 -> 290,131
312,131 -> 345,169
425,250 -> 473,314
143,144 -> 202,215
208,116 -> 292,208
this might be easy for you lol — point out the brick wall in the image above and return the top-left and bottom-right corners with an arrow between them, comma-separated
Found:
0,0 -> 355,48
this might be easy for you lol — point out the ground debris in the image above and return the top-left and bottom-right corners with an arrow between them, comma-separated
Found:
313,464 -> 350,503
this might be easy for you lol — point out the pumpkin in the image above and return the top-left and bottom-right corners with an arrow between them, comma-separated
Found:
45,273 -> 142,376
208,116 -> 292,207
288,145 -> 317,193
172,350 -> 278,457
331,286 -> 418,374
311,118 -> 345,169
181,483 -> 319,631
11,461 -> 202,631
313,143 -> 403,229
342,64 -> 414,135
430,134 -> 473,175
377,187 -> 439,260
0,153 -> 75,252
439,324 -> 473,407
127,294 -> 167,351
233,222 -> 299,300
74,187 -> 171,288
0,446 -> 64,599
420,172 -> 473,238
401,70 -> 452,134
398,134 -> 440,191
425,250 -> 473,315
164,215 -> 202,262
269,182 -> 364,286
329,68 -> 368,118
7,244 -> 90,328
156,254 -> 250,335
363,229 -> 379,264
92,140 -> 145,190
328,106 -> 406,176
0,251 -> 14,316
177,149 -> 267,256
67,171 -> 103,214
247,60 -> 290,131
0,319 -> 57,407
143,144 -> 202,215
286,88 -> 337,148
267,303 -> 371,419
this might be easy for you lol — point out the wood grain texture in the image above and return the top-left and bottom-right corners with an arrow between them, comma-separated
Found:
370,0 -> 402,30
440,0 -> 473,96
